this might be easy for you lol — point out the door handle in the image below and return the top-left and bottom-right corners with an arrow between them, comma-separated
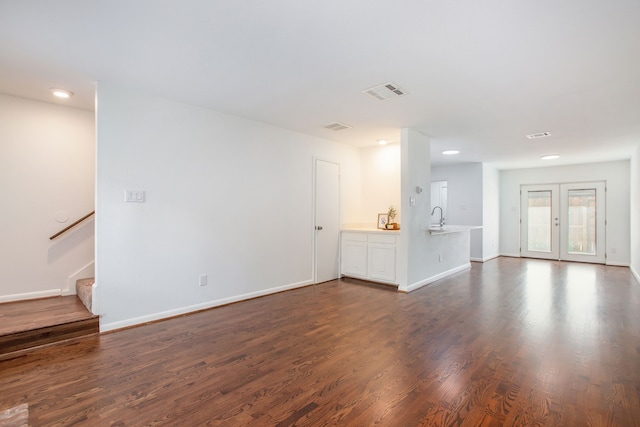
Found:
315,226 -> 323,231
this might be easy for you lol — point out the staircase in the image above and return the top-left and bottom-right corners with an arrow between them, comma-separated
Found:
0,279 -> 98,361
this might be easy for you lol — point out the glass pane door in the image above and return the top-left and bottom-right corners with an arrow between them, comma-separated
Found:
520,184 -> 559,260
560,182 -> 605,263
527,191 -> 552,252
566,189 -> 596,255
521,182 -> 606,264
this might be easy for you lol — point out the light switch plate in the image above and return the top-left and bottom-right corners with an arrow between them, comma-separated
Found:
125,189 -> 145,203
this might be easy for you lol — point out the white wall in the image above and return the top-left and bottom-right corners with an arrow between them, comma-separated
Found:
95,84 -> 361,331
500,160 -> 630,265
482,164 -> 500,261
431,163 -> 484,260
359,143 -> 401,227
398,129 -> 470,292
0,94 -> 95,301
631,144 -> 640,282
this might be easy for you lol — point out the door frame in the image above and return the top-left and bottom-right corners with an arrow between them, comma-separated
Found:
312,157 -> 341,284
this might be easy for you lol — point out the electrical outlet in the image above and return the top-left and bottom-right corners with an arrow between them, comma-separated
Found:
438,254 -> 442,263
199,274 -> 208,286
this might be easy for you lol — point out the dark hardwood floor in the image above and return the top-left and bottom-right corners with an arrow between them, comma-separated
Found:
1,257 -> 639,426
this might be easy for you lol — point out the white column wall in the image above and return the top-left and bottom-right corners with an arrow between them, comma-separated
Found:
482,164 -> 500,261
631,144 -> 640,282
398,129 -> 470,292
96,84 -> 361,331
0,94 -> 95,301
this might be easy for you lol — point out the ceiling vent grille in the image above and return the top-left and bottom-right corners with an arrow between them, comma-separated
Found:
363,82 -> 407,101
324,122 -> 352,131
526,132 -> 551,139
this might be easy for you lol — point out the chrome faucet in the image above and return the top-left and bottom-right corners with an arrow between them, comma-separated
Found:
431,206 -> 445,227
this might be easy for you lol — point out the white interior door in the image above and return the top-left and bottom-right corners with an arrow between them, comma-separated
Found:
521,184 -> 560,260
314,159 -> 340,283
520,182 -> 606,263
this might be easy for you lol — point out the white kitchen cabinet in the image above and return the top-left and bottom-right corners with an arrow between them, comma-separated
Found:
341,231 -> 397,285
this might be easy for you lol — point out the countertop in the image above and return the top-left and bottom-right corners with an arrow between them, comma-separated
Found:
428,225 -> 482,235
341,227 -> 401,235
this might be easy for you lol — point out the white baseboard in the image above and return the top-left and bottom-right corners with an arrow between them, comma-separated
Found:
631,265 -> 640,285
99,279 -> 314,333
0,289 -> 61,303
606,261 -> 630,267
470,253 -> 500,263
401,263 -> 471,293
500,252 -> 521,258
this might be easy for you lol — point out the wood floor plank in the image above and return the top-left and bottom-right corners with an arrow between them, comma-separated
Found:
1,258 -> 639,426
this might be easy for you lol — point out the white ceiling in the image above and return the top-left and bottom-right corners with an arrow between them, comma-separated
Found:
1,0 -> 639,169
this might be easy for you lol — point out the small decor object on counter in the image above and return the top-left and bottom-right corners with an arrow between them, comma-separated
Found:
377,213 -> 389,229
386,205 -> 399,230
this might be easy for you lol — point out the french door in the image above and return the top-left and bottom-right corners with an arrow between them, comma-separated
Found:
520,182 -> 606,263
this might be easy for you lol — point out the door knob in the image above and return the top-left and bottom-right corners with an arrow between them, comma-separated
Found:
315,226 -> 323,230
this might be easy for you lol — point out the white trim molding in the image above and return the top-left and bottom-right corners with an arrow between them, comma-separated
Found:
100,279 -> 314,332
470,254 -> 500,263
631,266 -> 640,285
0,289 -> 61,303
605,261 -> 630,267
500,252 -> 521,258
401,263 -> 471,293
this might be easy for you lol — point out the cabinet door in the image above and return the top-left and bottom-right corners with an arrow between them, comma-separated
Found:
341,241 -> 368,278
368,244 -> 396,282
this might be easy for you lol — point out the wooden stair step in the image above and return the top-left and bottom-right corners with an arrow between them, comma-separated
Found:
0,296 -> 98,361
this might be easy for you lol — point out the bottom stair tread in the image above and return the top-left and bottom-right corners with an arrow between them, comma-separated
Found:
0,296 -> 98,360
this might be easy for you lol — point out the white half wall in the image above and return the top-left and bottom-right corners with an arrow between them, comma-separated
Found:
95,84 -> 361,330
0,94 -> 95,301
631,144 -> 640,283
499,160 -> 630,265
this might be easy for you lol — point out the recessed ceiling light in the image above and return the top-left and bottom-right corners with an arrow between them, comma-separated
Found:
378,139 -> 388,145
442,150 -> 460,155
541,154 -> 560,160
51,88 -> 73,98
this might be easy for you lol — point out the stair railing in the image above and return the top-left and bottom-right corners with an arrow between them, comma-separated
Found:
49,211 -> 95,240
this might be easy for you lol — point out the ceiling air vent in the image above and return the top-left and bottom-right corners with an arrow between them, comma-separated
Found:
363,82 -> 407,101
526,132 -> 551,139
324,122 -> 352,131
